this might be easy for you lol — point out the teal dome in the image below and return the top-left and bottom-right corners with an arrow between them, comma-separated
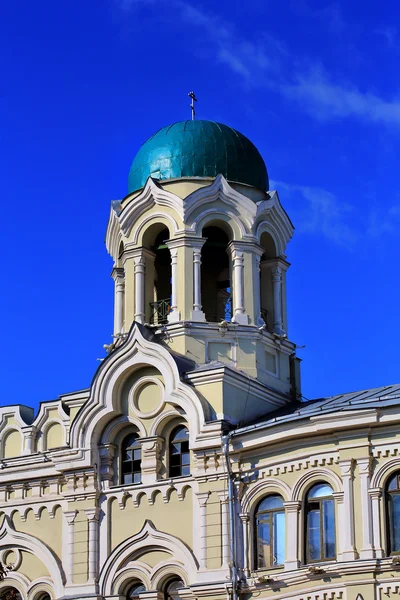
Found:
128,120 -> 268,194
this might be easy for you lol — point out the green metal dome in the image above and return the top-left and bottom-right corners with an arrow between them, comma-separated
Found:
128,120 -> 268,194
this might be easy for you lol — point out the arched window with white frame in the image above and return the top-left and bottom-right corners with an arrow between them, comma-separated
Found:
169,425 -> 190,478
254,494 -> 285,569
386,471 -> 400,554
305,482 -> 335,563
121,432 -> 142,485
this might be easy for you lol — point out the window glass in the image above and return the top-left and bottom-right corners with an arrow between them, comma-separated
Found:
387,472 -> 400,553
274,510 -> 285,566
121,432 -> 141,485
165,579 -> 184,600
307,483 -> 333,499
258,496 -> 284,511
127,583 -> 146,600
169,426 -> 189,478
306,483 -> 335,562
255,494 -> 285,568
323,498 -> 335,559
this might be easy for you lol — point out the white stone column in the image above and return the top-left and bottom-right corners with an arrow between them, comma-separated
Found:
64,510 -> 78,583
228,243 -> 249,325
134,252 -> 146,324
218,491 -> 230,568
369,488 -> 384,558
358,457 -> 374,559
112,267 -> 125,334
240,513 -> 251,576
284,501 -> 301,570
85,507 -> 100,582
271,265 -> 284,335
196,492 -> 209,568
22,427 -> 37,455
339,459 -> 357,560
254,252 -> 265,326
167,247 -> 180,322
192,240 -> 206,321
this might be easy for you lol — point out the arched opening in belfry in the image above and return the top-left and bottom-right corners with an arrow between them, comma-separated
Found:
201,225 -> 232,323
259,232 -> 277,331
142,224 -> 171,324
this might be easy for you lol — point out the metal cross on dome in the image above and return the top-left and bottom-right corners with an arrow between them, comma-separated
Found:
188,91 -> 197,120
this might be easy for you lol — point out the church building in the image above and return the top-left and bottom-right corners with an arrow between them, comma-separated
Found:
0,118 -> 399,600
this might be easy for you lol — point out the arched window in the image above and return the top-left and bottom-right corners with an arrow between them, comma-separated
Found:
169,426 -> 190,478
201,226 -> 232,322
306,483 -> 335,563
126,582 -> 146,600
164,579 -> 184,600
387,472 -> 400,554
255,495 -> 285,569
37,595 -> 51,600
121,432 -> 142,485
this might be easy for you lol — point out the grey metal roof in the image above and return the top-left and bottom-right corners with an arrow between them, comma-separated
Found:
235,384 -> 400,435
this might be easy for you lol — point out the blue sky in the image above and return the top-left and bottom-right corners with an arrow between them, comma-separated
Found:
1,0 -> 399,411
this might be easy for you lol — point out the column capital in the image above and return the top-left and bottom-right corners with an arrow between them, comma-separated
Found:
227,240 -> 264,257
166,236 -> 207,250
84,507 -> 101,522
339,458 -> 355,476
357,456 -> 373,476
196,491 -> 210,506
239,512 -> 250,523
332,491 -> 345,503
283,500 -> 301,512
122,245 -> 155,264
111,266 -> 125,282
260,256 -> 290,271
64,509 -> 78,525
369,487 -> 382,499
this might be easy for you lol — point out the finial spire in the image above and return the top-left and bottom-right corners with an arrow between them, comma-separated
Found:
188,91 -> 197,120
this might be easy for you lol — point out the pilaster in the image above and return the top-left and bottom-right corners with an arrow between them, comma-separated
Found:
357,457 -> 375,559
338,459 -> 357,560
139,436 -> 163,484
196,492 -> 210,569
284,501 -> 301,570
98,443 -> 116,488
64,509 -> 78,584
369,487 -> 384,558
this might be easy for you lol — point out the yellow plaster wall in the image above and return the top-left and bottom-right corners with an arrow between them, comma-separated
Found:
19,550 -> 50,580
12,506 -> 62,559
110,488 -> 193,551
137,550 -> 171,567
45,422 -> 64,449
206,492 -> 222,568
73,510 -> 88,583
3,430 -> 22,458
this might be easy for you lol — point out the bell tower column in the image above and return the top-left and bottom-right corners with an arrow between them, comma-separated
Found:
166,236 -> 207,322
227,242 -> 249,325
191,238 -> 206,321
261,257 -> 289,335
111,267 -> 125,335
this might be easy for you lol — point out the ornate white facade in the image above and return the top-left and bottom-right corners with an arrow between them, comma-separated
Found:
0,120 -> 398,600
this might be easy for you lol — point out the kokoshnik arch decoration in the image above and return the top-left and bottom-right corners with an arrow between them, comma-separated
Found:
0,115 -> 399,600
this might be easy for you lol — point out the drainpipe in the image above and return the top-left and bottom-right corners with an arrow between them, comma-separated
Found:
222,433 -> 239,600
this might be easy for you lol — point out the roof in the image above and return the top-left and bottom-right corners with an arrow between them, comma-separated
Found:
235,383 -> 400,435
128,120 -> 268,193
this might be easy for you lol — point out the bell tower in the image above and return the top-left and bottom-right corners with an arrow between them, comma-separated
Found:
106,120 -> 300,424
